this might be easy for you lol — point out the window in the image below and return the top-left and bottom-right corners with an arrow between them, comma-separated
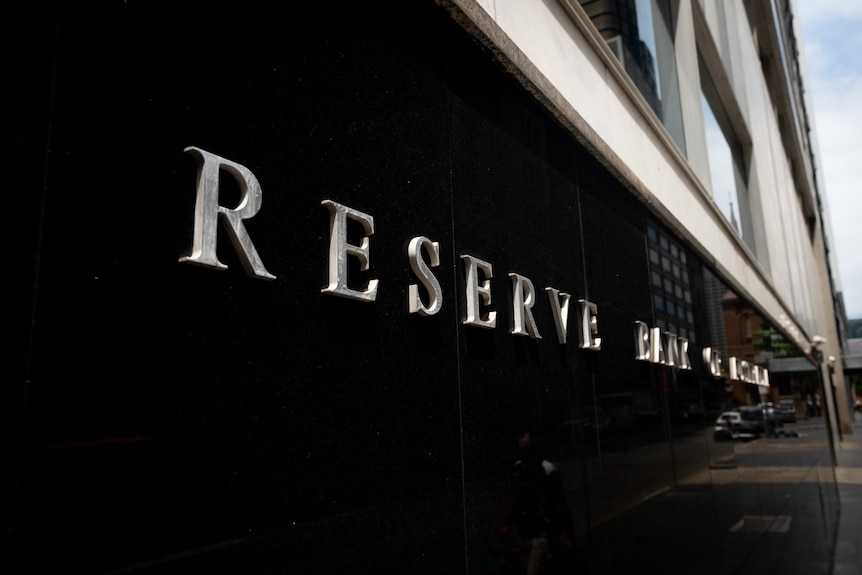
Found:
579,0 -> 686,152
695,13 -> 757,256
645,218 -> 696,344
701,90 -> 743,237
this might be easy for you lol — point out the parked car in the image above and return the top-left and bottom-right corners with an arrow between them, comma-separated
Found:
597,392 -> 659,430
714,411 -> 759,441
777,399 -> 797,423
559,406 -> 611,436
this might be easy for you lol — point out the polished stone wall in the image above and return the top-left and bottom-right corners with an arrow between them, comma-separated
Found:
9,1 -> 838,574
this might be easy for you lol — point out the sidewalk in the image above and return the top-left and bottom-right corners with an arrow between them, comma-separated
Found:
682,412 -> 862,575
833,410 -> 862,575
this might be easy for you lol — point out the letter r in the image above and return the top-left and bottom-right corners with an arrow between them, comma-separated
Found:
179,146 -> 276,280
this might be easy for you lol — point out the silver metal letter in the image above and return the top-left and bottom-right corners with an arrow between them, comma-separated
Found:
461,255 -> 496,329
664,333 -> 678,367
729,357 -> 741,381
649,327 -> 665,364
578,299 -> 601,350
179,146 -> 276,280
546,288 -> 571,344
634,321 -> 650,360
509,273 -> 541,339
740,360 -> 752,383
321,200 -> 379,302
703,347 -> 723,378
407,236 -> 442,316
677,338 -> 692,370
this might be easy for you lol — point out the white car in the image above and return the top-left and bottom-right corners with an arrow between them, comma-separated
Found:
714,411 -> 758,441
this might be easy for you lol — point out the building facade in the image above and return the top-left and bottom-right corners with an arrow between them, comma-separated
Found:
8,0 -> 853,573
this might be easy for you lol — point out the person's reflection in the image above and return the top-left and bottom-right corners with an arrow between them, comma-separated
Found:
502,432 -> 573,575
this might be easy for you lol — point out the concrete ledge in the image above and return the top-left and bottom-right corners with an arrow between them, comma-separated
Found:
768,356 -> 816,372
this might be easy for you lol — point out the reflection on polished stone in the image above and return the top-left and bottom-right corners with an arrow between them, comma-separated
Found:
729,515 -> 792,533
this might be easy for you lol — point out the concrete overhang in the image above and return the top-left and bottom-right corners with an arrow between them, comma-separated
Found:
844,355 -> 862,371
768,357 -> 816,373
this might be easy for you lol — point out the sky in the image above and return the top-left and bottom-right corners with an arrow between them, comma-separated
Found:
795,0 -> 862,319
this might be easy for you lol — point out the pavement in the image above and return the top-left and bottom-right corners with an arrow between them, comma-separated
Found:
833,410 -> 862,575
737,409 -> 862,575
639,410 -> 862,575
757,408 -> 862,575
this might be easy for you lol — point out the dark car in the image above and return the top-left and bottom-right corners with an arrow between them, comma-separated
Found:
777,399 -> 797,423
738,406 -> 767,433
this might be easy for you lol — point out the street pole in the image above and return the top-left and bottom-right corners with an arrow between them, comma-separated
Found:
812,345 -> 837,467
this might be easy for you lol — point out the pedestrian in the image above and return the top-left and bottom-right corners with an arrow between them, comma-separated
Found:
765,403 -> 776,437
503,433 -> 573,575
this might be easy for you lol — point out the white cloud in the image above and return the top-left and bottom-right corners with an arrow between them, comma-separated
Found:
795,0 -> 862,26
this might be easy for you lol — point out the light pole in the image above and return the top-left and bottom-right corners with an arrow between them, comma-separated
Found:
809,336 -> 837,466
826,355 -> 843,441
